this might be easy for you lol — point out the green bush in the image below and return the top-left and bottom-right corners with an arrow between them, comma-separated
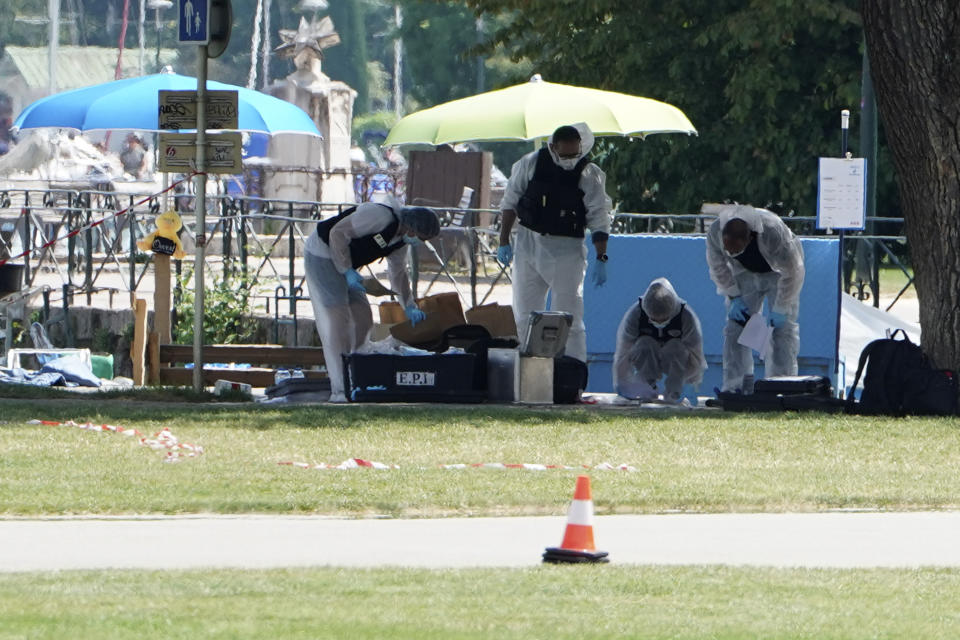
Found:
173,266 -> 258,345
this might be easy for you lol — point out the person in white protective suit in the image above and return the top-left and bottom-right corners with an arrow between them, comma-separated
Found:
612,278 -> 707,403
704,203 -> 805,392
496,123 -> 613,363
304,197 -> 441,402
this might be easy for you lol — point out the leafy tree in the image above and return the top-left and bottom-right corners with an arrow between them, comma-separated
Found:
395,0 -> 483,108
459,0 -> 898,220
323,0 -> 370,112
861,1 -> 960,371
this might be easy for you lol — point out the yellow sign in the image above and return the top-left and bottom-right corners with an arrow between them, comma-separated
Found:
157,132 -> 243,174
158,90 -> 239,130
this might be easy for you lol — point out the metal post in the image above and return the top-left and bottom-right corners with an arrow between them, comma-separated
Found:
859,46 -> 879,306
192,45 -> 209,392
287,202 -> 295,318
84,208 -> 93,305
222,199 -> 232,275
468,227 -> 477,309
66,207 -> 76,286
62,284 -> 74,347
836,109 -> 849,383
238,199 -> 248,280
22,194 -> 31,284
129,199 -> 137,294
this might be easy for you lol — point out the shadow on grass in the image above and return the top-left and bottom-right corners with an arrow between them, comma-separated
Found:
0,384 -> 819,431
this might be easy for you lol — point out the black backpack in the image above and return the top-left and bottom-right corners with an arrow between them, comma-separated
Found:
553,355 -> 588,404
847,329 -> 958,416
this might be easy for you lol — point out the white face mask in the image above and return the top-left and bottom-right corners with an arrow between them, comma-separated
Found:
556,157 -> 579,170
403,235 -> 420,245
724,248 -> 745,259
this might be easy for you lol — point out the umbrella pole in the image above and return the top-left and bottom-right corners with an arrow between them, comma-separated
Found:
192,45 -> 209,392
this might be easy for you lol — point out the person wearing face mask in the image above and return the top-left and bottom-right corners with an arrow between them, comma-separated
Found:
496,123 -> 613,363
612,278 -> 707,404
705,203 -> 805,392
305,197 -> 441,402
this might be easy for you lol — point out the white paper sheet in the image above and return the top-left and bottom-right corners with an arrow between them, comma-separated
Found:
737,312 -> 774,356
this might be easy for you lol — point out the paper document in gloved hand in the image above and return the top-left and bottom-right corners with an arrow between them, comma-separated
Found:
737,312 -> 774,358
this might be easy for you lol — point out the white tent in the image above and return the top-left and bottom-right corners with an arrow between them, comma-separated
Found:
840,293 -> 920,390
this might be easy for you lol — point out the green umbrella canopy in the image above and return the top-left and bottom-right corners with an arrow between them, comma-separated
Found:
384,75 -> 697,146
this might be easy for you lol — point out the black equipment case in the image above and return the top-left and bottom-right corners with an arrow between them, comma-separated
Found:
343,353 -> 486,403
753,375 -> 831,396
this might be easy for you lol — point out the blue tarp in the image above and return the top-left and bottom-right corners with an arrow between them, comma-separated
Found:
0,355 -> 101,388
583,234 -> 840,393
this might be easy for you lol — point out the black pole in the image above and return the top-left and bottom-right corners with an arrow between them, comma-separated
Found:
859,45 -> 879,306
836,110 -> 849,388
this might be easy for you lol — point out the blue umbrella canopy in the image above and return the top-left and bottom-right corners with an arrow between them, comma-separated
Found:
12,71 -> 321,137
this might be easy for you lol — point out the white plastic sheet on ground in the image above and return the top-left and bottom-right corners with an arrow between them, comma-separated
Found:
840,293 -> 920,391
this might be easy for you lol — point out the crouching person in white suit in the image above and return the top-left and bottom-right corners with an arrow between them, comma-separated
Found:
613,278 -> 707,404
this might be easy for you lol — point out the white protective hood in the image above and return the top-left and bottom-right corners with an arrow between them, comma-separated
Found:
548,122 -> 595,167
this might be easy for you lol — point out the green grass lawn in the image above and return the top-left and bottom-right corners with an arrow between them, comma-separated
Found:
4,395 -> 960,637
2,398 -> 959,516
878,265 -> 915,299
2,565 -> 959,639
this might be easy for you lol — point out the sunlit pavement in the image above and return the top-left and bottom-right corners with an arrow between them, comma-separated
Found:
3,511 -> 959,572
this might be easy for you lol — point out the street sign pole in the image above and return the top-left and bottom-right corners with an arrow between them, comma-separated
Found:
192,45 -> 208,392
177,0 -> 230,392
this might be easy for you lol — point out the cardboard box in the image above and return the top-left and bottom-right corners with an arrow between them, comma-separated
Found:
419,292 -> 465,321
389,309 -> 465,348
384,292 -> 468,348
379,301 -> 406,324
465,303 -> 517,338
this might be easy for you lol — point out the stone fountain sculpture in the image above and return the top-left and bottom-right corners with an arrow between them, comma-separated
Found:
263,15 -> 357,204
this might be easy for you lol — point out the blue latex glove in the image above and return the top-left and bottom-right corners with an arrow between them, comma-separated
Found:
496,244 -> 513,266
592,261 -> 607,288
727,296 -> 749,323
404,304 -> 426,326
769,311 -> 788,329
344,269 -> 366,293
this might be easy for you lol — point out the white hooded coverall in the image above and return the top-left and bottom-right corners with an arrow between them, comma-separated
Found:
612,278 -> 707,401
705,204 -> 805,391
304,197 -> 416,401
499,123 -> 613,362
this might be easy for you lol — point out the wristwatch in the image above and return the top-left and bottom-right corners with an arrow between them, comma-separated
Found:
596,253 -> 609,263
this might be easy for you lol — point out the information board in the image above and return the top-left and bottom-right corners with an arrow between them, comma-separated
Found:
817,157 -> 867,230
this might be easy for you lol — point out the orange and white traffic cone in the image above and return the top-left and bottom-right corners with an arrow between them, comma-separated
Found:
542,475 -> 610,564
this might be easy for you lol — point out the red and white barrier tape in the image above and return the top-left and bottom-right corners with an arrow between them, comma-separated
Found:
279,458 -> 398,470
28,419 -> 204,463
0,173 -> 200,268
278,460 -> 636,472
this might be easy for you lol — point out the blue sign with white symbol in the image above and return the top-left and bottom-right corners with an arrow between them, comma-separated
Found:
178,0 -> 209,44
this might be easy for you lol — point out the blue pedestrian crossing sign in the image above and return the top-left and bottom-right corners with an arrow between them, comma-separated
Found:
178,0 -> 210,44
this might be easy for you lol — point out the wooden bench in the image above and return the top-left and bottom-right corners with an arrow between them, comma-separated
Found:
155,344 -> 327,387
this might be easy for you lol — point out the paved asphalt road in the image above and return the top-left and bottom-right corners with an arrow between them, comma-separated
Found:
3,511 -> 959,572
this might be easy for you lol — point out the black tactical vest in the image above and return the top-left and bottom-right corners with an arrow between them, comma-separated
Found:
637,299 -> 685,345
734,232 -> 773,273
516,148 -> 589,238
316,204 -> 404,268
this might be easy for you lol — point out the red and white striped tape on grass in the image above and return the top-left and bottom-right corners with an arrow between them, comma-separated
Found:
29,419 -> 204,463
278,460 -> 636,472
